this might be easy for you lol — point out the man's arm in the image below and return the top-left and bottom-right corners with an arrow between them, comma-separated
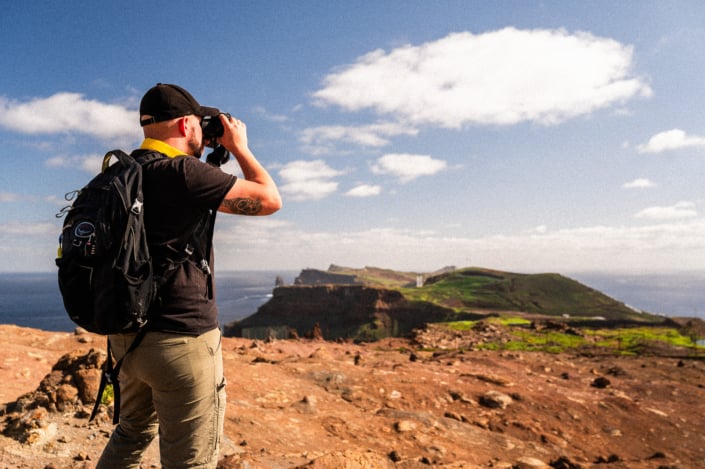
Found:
216,115 -> 282,216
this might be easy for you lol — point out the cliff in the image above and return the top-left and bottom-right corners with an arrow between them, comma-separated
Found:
293,267 -> 363,286
223,266 -> 662,342
223,284 -> 466,341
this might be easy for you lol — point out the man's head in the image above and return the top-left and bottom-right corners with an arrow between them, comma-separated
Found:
140,83 -> 218,157
140,83 -> 219,126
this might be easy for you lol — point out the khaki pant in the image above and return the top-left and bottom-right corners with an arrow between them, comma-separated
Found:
96,328 -> 226,469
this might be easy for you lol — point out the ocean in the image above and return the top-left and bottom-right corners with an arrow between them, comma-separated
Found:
1,270 -> 704,332
569,271 -> 705,320
0,270 -> 298,332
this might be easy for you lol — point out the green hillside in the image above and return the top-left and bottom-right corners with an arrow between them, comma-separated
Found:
319,266 -> 660,323
227,265 -> 676,342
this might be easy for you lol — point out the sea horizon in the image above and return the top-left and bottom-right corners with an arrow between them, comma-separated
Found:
1,269 -> 704,333
0,270 -> 299,332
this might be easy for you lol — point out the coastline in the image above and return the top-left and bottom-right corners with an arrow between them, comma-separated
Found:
3,270 -> 705,336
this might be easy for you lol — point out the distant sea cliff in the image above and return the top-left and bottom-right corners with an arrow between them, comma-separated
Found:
224,265 -> 700,341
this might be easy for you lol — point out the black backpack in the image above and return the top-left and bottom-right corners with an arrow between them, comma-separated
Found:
55,149 -> 166,422
56,149 -> 160,334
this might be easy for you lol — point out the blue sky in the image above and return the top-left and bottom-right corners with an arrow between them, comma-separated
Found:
3,0 -> 705,274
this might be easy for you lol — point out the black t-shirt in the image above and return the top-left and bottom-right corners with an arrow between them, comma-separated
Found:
137,151 -> 237,335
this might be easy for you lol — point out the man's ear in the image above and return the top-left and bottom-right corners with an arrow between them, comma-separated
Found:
177,116 -> 188,136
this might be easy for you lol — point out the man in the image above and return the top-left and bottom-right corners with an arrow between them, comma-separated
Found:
97,83 -> 281,468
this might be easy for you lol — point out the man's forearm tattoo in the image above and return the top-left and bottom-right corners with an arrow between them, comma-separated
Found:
224,197 -> 262,215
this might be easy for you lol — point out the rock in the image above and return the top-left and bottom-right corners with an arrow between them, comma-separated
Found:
73,451 -> 90,461
77,335 -> 92,344
449,389 -> 474,404
606,366 -> 628,377
549,456 -> 583,469
595,454 -> 621,463
514,456 -> 550,469
2,407 -> 57,445
293,395 -> 318,414
394,420 -> 416,433
307,322 -> 324,340
354,352 -> 362,365
297,449 -> 396,468
74,368 -> 102,403
312,370 -> 346,391
55,384 -> 78,411
591,377 -> 611,388
388,390 -> 402,399
3,348 -> 106,419
479,390 -> 513,409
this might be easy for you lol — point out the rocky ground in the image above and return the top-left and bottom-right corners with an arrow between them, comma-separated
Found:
0,324 -> 704,469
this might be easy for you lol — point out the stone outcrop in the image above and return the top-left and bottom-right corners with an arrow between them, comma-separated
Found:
2,347 -> 106,444
294,268 -> 362,286
223,285 -> 460,341
7,348 -> 104,414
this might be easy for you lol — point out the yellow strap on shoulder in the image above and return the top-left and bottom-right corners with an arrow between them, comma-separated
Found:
101,152 -> 116,173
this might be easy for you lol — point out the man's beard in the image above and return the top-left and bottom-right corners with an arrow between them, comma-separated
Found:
189,134 -> 205,158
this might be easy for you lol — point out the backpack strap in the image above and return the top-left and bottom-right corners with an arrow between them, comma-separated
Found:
101,149 -> 134,172
90,326 -> 149,423
132,149 -> 218,298
200,209 -> 217,298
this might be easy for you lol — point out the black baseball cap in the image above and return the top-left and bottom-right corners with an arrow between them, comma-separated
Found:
139,83 -> 219,126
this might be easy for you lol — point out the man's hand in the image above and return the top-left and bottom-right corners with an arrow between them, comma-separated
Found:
218,114 -> 249,157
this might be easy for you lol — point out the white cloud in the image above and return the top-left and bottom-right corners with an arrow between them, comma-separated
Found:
0,92 -> 138,141
345,184 -> 382,197
371,153 -> 447,183
0,192 -> 63,204
209,218 -> 705,274
8,215 -> 705,274
623,178 -> 656,189
313,28 -> 651,128
251,105 -> 288,122
45,194 -> 67,206
637,129 -> 705,154
634,201 -> 697,220
0,191 -> 19,202
0,221 -> 57,236
300,122 -> 418,152
278,159 -> 345,200
45,154 -> 102,174
214,217 -> 293,246
527,225 -> 548,234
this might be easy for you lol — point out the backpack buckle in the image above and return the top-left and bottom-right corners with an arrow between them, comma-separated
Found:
199,259 -> 211,275
130,199 -> 143,215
